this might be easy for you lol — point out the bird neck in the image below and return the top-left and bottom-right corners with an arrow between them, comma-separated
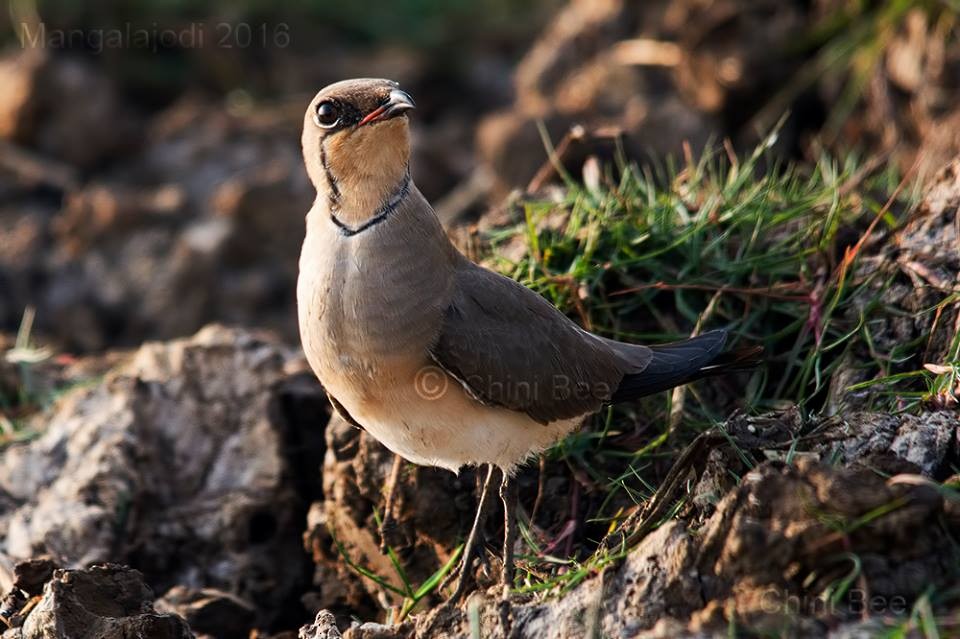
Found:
312,120 -> 412,229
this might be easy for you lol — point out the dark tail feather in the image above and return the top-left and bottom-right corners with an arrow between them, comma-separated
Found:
610,329 -> 763,403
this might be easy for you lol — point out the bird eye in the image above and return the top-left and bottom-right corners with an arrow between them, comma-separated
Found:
314,101 -> 341,129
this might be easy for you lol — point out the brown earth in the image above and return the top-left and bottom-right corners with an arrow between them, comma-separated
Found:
0,152 -> 957,634
1,2 -> 959,637
2,0 -> 958,354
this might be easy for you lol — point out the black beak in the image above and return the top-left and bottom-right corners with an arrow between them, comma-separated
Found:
358,89 -> 416,127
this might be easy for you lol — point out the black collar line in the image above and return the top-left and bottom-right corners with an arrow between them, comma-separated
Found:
330,172 -> 411,237
320,143 -> 341,210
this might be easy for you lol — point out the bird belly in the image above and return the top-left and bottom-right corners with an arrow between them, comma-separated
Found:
300,303 -> 578,472
341,368 -> 581,473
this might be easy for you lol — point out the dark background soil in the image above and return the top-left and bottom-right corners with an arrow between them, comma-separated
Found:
1,0 -> 957,354
0,1 -> 959,638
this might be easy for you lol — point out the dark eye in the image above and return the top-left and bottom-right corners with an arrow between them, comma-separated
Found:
314,101 -> 340,129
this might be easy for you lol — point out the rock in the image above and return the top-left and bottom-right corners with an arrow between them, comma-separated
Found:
814,411 -> 957,478
344,621 -> 411,639
17,564 -> 192,639
888,412 -> 956,477
0,558 -> 57,628
155,586 -> 256,639
0,325 -> 329,629
8,558 -> 56,597
415,454 -> 959,638
477,0 -> 639,197
511,521 -> 700,638
312,399 -> 959,638
899,155 -> 960,279
691,458 -> 954,634
821,413 -> 900,461
665,0 -> 804,118
298,610 -> 342,639
828,154 -> 960,411
690,409 -> 957,528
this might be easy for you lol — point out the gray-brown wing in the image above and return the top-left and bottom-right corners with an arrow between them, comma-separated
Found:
430,264 -> 651,424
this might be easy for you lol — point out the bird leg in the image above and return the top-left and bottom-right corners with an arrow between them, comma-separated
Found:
444,464 -> 498,602
498,472 -> 518,637
378,454 -> 403,554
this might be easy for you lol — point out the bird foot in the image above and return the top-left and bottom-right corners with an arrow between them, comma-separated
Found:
439,464 -> 498,602
441,544 -> 494,604
438,558 -> 471,603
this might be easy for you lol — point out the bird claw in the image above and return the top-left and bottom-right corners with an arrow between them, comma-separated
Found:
378,454 -> 405,554
437,562 -> 462,599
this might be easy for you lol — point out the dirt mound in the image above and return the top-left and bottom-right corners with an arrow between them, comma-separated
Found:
2,563 -> 193,639
0,326 -> 956,637
0,325 -> 331,630
314,435 -> 960,638
476,0 -> 960,200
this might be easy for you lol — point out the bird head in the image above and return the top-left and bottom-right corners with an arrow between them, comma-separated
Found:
302,78 -> 416,221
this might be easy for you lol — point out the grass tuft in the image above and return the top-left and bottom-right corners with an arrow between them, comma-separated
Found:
475,131 -> 956,592
335,132 -> 959,606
